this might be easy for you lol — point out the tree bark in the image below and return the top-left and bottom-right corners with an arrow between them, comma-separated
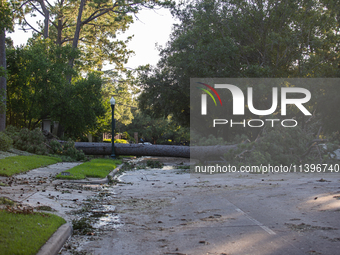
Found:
37,0 -> 50,39
68,0 -> 85,76
74,143 -> 190,158
0,29 -> 6,132
72,142 -> 240,159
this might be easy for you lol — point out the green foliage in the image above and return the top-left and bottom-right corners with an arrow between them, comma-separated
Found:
224,126 -> 316,167
138,0 -> 340,127
98,70 -> 139,136
191,133 -> 228,146
51,72 -> 106,138
0,0 -> 14,32
6,40 -> 106,138
0,131 -> 12,151
8,128 -> 49,155
49,140 -> 63,154
49,140 -> 85,162
146,160 -> 164,169
6,40 -> 75,129
0,197 -> 14,206
72,218 -> 93,235
124,111 -> 189,144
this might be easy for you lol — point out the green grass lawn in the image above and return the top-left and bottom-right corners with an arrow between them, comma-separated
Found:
0,210 -> 66,255
0,155 -> 62,177
56,158 -> 122,180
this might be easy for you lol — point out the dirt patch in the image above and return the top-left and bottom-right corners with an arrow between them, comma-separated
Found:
285,223 -> 337,232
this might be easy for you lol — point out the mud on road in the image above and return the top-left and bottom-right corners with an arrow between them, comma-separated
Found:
59,160 -> 340,255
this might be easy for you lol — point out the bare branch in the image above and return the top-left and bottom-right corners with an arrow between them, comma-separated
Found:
23,17 -> 43,35
29,2 -> 45,17
45,0 -> 53,8
51,20 -> 58,29
19,0 -> 31,9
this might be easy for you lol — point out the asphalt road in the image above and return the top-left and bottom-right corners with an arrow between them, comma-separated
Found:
63,168 -> 340,255
1,155 -> 339,255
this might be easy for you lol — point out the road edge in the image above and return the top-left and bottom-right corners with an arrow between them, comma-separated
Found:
36,164 -> 123,254
36,223 -> 72,255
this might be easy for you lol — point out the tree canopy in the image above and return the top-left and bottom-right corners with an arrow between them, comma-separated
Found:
138,0 -> 340,131
3,0 -> 173,139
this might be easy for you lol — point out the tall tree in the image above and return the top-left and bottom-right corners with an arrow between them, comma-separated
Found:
19,0 -> 172,74
138,0 -> 340,128
6,39 -> 106,138
0,0 -> 15,131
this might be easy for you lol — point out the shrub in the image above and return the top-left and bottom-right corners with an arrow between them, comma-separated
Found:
115,139 -> 129,144
103,138 -> 129,144
10,128 -> 49,155
4,125 -> 19,137
49,140 -> 63,154
50,139 -> 85,162
0,132 -> 13,151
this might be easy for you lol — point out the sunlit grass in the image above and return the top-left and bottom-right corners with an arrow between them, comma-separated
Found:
0,156 -> 62,177
0,210 -> 66,255
56,158 -> 121,179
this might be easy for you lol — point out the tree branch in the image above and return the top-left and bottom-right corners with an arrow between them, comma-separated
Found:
23,17 -> 42,35
29,1 -> 45,17
81,8 -> 112,25
19,0 -> 31,9
45,0 -> 53,8
61,37 -> 73,44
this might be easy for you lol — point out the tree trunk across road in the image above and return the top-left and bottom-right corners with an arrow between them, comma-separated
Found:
73,142 -> 239,159
74,142 -> 190,158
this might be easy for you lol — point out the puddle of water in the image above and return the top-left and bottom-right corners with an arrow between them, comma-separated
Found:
116,172 -> 129,183
91,205 -> 116,214
92,213 -> 123,229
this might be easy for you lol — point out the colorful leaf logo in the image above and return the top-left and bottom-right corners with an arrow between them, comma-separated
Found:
196,82 -> 222,106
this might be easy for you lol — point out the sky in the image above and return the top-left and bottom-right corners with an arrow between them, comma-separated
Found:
8,6 -> 177,70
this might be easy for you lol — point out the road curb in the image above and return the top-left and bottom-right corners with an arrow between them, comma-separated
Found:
36,223 -> 72,255
65,163 -> 123,184
35,164 -> 123,254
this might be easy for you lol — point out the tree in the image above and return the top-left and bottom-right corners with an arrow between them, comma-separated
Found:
138,0 -> 340,130
19,0 -> 172,74
124,111 -> 189,144
95,69 -> 138,138
138,0 -> 240,127
0,0 -> 15,131
6,39 -> 106,139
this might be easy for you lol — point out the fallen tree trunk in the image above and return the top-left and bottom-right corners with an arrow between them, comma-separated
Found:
74,142 -> 190,158
73,142 -> 240,159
